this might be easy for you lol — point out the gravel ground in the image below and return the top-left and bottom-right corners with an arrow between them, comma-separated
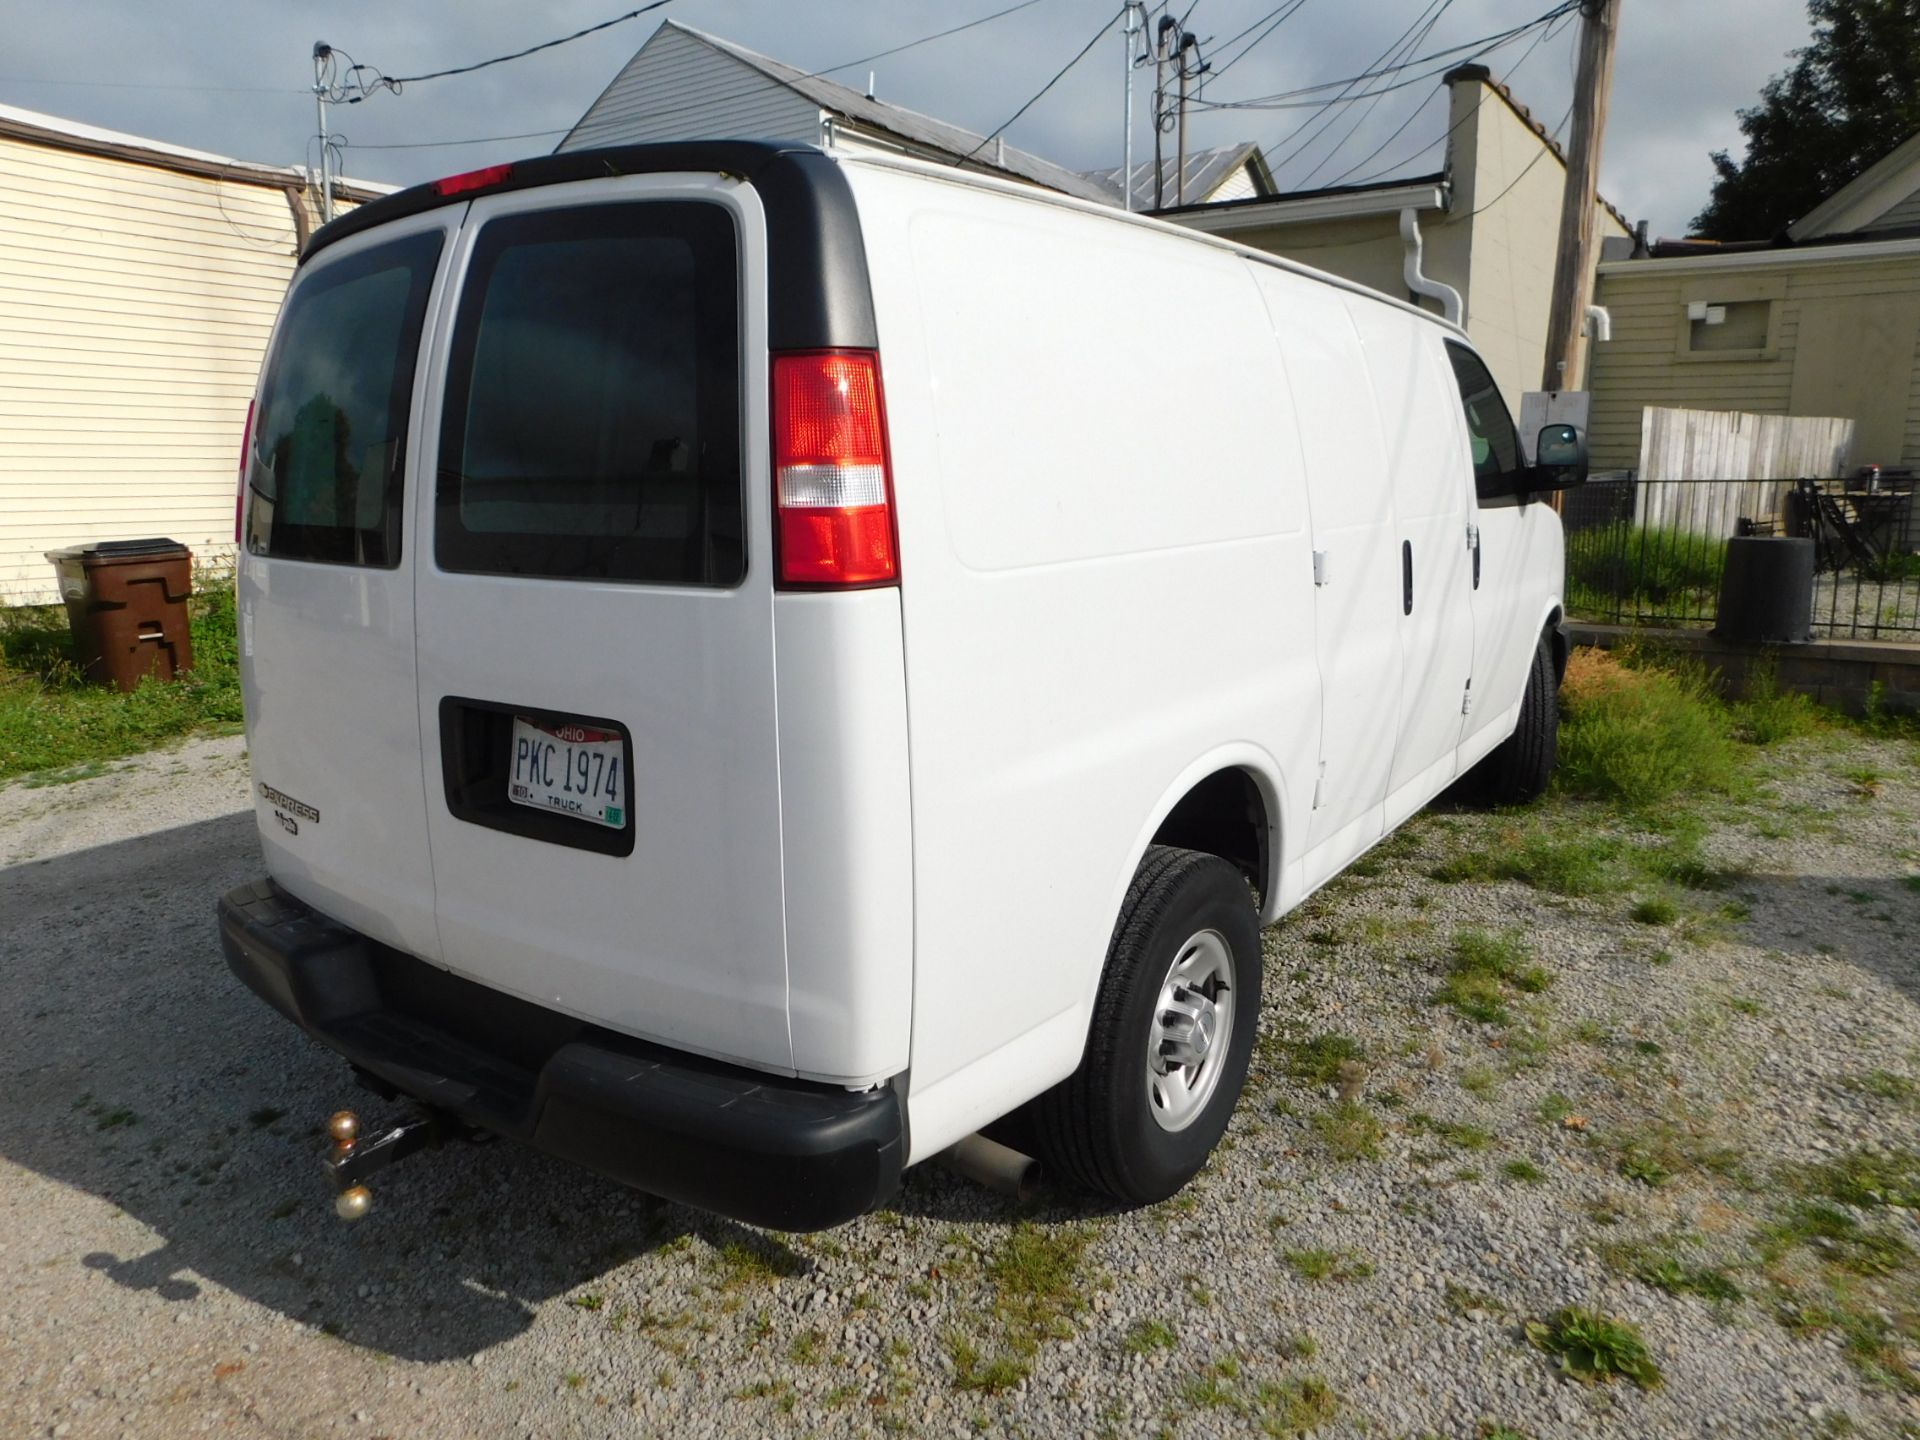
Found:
3,726 -> 1919,1439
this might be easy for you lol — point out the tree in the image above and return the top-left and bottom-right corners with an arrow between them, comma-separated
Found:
1692,0 -> 1920,240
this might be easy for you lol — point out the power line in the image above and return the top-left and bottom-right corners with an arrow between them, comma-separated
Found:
335,3 -> 1054,156
818,0 -> 1052,76
1293,0 -> 1459,188
1262,0 -> 1451,180
1329,8 -> 1571,189
1192,2 -> 1576,111
385,2 -> 673,90
960,7 -> 1125,165
1205,0 -> 1312,85
340,127 -> 572,151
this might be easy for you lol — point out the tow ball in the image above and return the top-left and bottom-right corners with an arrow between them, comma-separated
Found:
322,1107 -> 464,1221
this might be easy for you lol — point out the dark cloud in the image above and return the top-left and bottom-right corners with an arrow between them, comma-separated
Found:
2,0 -> 1813,237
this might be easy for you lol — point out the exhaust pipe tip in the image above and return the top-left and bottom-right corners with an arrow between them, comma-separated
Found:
941,1134 -> 1042,1201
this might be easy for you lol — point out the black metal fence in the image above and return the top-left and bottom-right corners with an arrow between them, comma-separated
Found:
1564,475 -> 1920,641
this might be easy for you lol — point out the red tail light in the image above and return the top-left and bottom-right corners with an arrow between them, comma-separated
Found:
772,350 -> 898,588
235,398 -> 255,543
431,162 -> 513,197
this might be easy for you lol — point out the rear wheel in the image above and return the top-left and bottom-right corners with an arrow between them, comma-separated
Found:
1462,634 -> 1559,806
1033,846 -> 1261,1205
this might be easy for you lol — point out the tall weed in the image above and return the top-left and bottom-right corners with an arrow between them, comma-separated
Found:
1556,649 -> 1742,807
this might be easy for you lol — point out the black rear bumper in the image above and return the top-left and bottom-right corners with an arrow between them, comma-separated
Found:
217,879 -> 904,1230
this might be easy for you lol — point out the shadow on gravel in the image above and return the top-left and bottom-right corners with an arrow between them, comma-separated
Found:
0,812 -> 764,1362
1724,869 -> 1920,1008
0,811 -> 1112,1364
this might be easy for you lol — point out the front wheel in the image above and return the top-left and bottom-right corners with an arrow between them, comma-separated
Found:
1032,846 -> 1261,1205
1461,633 -> 1559,806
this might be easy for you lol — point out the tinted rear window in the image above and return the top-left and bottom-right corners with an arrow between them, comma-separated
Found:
435,202 -> 742,586
245,231 -> 442,567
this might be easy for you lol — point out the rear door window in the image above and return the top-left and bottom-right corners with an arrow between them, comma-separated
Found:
435,202 -> 743,586
246,231 -> 443,567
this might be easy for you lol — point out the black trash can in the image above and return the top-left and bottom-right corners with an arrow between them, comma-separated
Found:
1714,535 -> 1815,644
44,538 -> 196,691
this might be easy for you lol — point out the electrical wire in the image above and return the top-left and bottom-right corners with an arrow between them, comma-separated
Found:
1204,0 -> 1311,85
1261,0 -> 1451,181
1192,2 -> 1576,110
1322,5 -> 1569,190
0,76 -> 302,94
386,2 -> 672,88
959,7 -> 1125,165
335,3 -> 1054,155
1293,0 -> 1458,188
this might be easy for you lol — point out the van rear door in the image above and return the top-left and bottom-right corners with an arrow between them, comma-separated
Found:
410,176 -> 794,1075
239,212 -> 454,958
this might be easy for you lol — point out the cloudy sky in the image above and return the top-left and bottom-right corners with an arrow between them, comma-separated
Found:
2,1 -> 1816,237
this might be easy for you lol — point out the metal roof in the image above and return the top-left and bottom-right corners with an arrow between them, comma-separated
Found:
1079,142 -> 1271,212
0,100 -> 389,200
657,22 -> 1116,206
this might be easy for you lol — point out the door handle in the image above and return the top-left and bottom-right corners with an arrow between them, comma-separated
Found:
1402,539 -> 1413,615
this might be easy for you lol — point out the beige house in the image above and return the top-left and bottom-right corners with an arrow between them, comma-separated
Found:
1158,64 -> 1632,410
0,104 -> 382,604
1587,134 -> 1920,473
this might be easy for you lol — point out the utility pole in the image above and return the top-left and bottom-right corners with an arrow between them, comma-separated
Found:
312,41 -> 335,225
1539,0 -> 1622,393
1122,2 -> 1144,211
1175,32 -> 1203,207
1152,14 -> 1175,210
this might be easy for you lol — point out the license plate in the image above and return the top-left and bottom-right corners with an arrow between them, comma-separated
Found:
507,716 -> 625,829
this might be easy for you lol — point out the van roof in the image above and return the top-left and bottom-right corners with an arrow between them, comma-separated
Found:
306,140 -> 1467,346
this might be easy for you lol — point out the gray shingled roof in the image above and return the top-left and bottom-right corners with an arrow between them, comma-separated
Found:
666,22 -> 1118,206
1079,143 -> 1270,212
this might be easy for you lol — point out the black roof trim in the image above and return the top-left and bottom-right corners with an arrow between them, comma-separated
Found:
303,141 -> 877,351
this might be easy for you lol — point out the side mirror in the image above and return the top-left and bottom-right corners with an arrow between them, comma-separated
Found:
1527,422 -> 1587,491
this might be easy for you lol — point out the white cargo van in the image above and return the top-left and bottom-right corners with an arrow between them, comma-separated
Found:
219,141 -> 1585,1229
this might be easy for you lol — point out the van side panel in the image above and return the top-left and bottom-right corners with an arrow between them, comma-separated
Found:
1341,298 -> 1477,827
1251,270 -> 1402,888
772,589 -> 914,1085
845,167 -> 1320,1160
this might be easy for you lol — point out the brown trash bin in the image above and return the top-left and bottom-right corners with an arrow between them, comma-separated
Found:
45,538 -> 195,692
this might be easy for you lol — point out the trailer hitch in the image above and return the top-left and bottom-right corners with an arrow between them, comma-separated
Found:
322,1107 -> 468,1221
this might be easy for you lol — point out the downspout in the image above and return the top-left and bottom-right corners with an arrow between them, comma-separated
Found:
1399,207 -> 1463,326
1584,303 -> 1612,344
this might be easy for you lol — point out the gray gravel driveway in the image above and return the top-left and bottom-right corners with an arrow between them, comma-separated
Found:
3,728 -> 1919,1439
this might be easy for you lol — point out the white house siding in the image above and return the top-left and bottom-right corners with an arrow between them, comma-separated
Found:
560,25 -> 822,151
0,134 -> 326,604
1865,187 -> 1920,235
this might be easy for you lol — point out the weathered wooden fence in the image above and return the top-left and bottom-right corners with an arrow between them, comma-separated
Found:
1635,406 -> 1855,535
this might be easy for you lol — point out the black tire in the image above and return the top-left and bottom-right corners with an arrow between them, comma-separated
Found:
1462,634 -> 1559,806
1032,845 -> 1261,1206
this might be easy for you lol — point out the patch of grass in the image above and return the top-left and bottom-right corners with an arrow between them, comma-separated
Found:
1613,1114 -> 1744,1189
1567,524 -> 1726,615
1123,1318 -> 1178,1354
1310,1101 -> 1383,1161
1734,663 -> 1825,745
1444,1281 -> 1510,1317
1844,1070 -> 1918,1105
1634,1255 -> 1742,1304
1431,829 -> 1624,897
1758,1202 -> 1912,1277
1276,1032 -> 1366,1087
1283,1248 -> 1373,1282
1181,1361 -> 1339,1434
1502,1159 -> 1548,1185
1556,649 -> 1744,808
1801,1149 -> 1920,1210
1629,896 -> 1678,925
0,574 -> 244,781
789,1329 -> 825,1365
986,1223 -> 1092,1342
1524,1306 -> 1662,1389
946,1333 -> 1028,1394
565,1293 -> 605,1312
713,1238 -> 805,1287
1409,1113 -> 1493,1151
1437,929 -> 1549,1026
